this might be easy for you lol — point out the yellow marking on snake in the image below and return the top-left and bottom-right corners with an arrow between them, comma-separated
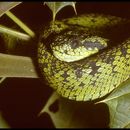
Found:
38,14 -> 130,101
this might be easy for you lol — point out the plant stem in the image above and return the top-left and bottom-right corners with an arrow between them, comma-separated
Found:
5,10 -> 35,38
0,25 -> 31,41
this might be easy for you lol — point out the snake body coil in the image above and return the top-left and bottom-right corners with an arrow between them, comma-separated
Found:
38,14 -> 130,101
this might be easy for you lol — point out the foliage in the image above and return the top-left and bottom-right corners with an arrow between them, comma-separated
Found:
44,2 -> 76,21
0,2 -> 21,17
100,78 -> 130,128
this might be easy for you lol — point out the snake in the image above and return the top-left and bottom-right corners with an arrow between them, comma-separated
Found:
37,14 -> 130,101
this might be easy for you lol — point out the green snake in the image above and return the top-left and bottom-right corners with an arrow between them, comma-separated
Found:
37,14 -> 130,101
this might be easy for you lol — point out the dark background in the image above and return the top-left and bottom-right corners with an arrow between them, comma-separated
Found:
0,2 -> 130,128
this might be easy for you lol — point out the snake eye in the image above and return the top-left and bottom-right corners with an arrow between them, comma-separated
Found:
70,39 -> 79,49
51,30 -> 108,62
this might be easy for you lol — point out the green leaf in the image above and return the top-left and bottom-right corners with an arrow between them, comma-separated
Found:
0,112 -> 10,128
44,2 -> 77,21
0,25 -> 31,52
5,11 -> 35,38
0,24 -> 31,55
125,123 -> 130,128
38,92 -> 108,128
0,77 -> 6,84
0,25 -> 31,41
0,2 -> 21,17
0,53 -> 38,78
0,2 -> 34,39
2,33 -> 20,53
0,2 -> 35,38
101,79 -> 130,128
38,92 -> 89,128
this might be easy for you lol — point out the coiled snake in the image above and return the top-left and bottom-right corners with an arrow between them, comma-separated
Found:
38,14 -> 130,101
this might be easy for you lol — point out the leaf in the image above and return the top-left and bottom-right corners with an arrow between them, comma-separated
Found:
2,33 -> 20,53
0,112 -> 10,128
0,25 -> 31,41
1,27 -> 27,52
125,123 -> 130,128
101,79 -> 130,128
38,92 -> 88,128
38,92 -> 108,128
0,2 -> 21,17
0,77 -> 6,84
5,11 -> 35,38
0,53 -> 38,78
0,2 -> 35,38
44,2 -> 77,21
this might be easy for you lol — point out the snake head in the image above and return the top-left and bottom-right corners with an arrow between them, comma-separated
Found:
51,30 -> 108,62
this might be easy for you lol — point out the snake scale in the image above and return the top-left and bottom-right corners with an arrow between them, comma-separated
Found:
38,14 -> 130,101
